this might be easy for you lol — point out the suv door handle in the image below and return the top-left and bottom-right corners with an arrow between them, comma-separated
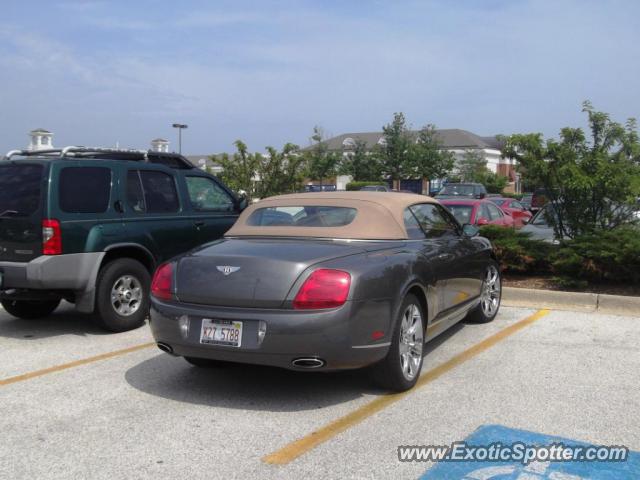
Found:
438,253 -> 453,261
194,221 -> 205,228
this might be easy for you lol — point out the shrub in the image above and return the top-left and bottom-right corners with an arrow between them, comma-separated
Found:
346,181 -> 387,191
552,226 -> 640,283
479,225 -> 556,274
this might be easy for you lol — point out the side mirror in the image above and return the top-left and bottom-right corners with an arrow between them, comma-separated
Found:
478,192 -> 486,199
476,217 -> 489,226
521,217 -> 530,225
235,193 -> 249,212
462,224 -> 479,237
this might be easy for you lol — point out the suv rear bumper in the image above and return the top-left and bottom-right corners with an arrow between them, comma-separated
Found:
0,253 -> 104,311
0,253 -> 104,290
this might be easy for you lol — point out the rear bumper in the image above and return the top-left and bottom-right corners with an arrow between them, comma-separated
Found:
0,253 -> 104,292
149,298 -> 393,371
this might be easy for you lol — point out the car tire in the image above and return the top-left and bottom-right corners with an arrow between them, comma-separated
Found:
0,299 -> 61,319
369,293 -> 425,392
183,357 -> 229,368
94,258 -> 150,332
466,261 -> 502,324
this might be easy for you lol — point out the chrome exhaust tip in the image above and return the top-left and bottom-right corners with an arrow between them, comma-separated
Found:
157,342 -> 174,355
291,357 -> 326,369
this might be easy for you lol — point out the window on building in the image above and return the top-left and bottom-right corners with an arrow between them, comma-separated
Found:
59,167 -> 111,213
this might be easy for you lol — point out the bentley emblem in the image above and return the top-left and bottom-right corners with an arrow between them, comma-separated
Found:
217,266 -> 241,276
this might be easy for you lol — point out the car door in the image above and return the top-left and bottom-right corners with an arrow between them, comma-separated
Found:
125,168 -> 194,261
182,174 -> 239,247
487,202 -> 511,227
407,203 -> 482,313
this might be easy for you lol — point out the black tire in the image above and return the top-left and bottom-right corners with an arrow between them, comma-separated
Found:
94,258 -> 150,332
183,357 -> 229,368
465,261 -> 502,324
369,294 -> 425,392
1,299 -> 60,319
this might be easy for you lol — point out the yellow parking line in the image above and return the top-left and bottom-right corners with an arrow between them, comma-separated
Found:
0,342 -> 155,387
263,309 -> 550,465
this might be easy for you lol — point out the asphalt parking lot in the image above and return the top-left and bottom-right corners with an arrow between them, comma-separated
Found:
0,304 -> 638,480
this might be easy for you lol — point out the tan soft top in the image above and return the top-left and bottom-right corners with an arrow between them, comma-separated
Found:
226,191 -> 437,240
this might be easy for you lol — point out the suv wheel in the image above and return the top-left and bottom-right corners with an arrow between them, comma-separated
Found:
1,299 -> 61,319
95,258 -> 150,332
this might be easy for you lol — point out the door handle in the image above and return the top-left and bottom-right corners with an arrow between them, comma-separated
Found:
194,221 -> 205,228
438,253 -> 453,261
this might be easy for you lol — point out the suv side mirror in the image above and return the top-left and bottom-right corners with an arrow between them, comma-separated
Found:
462,224 -> 479,237
235,193 -> 249,212
476,217 -> 489,226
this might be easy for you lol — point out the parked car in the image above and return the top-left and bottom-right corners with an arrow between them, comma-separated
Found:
440,199 -> 515,228
519,193 -> 533,210
488,197 -> 533,227
0,147 -> 246,331
435,183 -> 487,199
520,204 -> 559,243
303,184 -> 337,192
149,192 -> 501,392
359,185 -> 391,192
530,188 -> 550,213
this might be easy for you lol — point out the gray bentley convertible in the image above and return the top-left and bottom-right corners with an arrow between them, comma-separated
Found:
149,192 -> 501,391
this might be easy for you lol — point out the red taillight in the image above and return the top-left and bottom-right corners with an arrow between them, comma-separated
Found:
293,269 -> 351,310
42,219 -> 62,255
151,263 -> 174,300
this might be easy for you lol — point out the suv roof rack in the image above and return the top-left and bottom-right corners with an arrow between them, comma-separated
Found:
3,146 -> 195,169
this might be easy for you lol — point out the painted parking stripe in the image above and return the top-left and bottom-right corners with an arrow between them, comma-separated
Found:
0,342 -> 155,387
263,309 -> 551,465
419,424 -> 640,479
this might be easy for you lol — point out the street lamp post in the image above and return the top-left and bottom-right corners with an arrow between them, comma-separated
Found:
172,123 -> 188,154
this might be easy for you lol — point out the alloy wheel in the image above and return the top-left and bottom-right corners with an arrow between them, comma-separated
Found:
110,275 -> 143,317
480,265 -> 501,317
399,304 -> 424,381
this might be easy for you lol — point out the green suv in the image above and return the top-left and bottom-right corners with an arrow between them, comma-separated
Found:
0,147 -> 246,331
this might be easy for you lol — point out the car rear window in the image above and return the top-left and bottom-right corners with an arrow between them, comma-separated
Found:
439,184 -> 475,196
246,206 -> 357,227
445,205 -> 474,224
59,167 -> 111,213
0,164 -> 44,216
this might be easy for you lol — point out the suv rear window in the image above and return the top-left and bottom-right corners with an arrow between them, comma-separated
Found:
59,167 -> 111,213
247,206 -> 357,227
0,164 -> 44,216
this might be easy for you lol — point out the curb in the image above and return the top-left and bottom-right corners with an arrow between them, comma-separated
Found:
502,287 -> 640,317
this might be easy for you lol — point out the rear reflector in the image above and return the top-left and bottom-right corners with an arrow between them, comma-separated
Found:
42,219 -> 62,255
293,269 -> 351,310
151,262 -> 174,300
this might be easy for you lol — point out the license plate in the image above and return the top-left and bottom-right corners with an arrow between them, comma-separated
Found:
200,319 -> 243,347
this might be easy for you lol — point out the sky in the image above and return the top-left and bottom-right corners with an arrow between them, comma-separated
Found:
1,0 -> 639,155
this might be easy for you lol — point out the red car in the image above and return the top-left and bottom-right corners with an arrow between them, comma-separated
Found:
489,198 -> 533,227
440,199 -> 515,228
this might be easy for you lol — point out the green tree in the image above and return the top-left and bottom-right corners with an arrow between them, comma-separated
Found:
408,124 -> 455,189
504,102 -> 640,238
340,139 -> 382,181
478,171 -> 508,194
255,143 -> 306,198
305,126 -> 341,185
374,112 -> 413,184
458,149 -> 488,182
216,140 -> 260,200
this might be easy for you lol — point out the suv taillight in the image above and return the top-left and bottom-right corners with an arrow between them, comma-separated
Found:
151,263 -> 174,300
293,269 -> 351,310
42,219 -> 62,255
